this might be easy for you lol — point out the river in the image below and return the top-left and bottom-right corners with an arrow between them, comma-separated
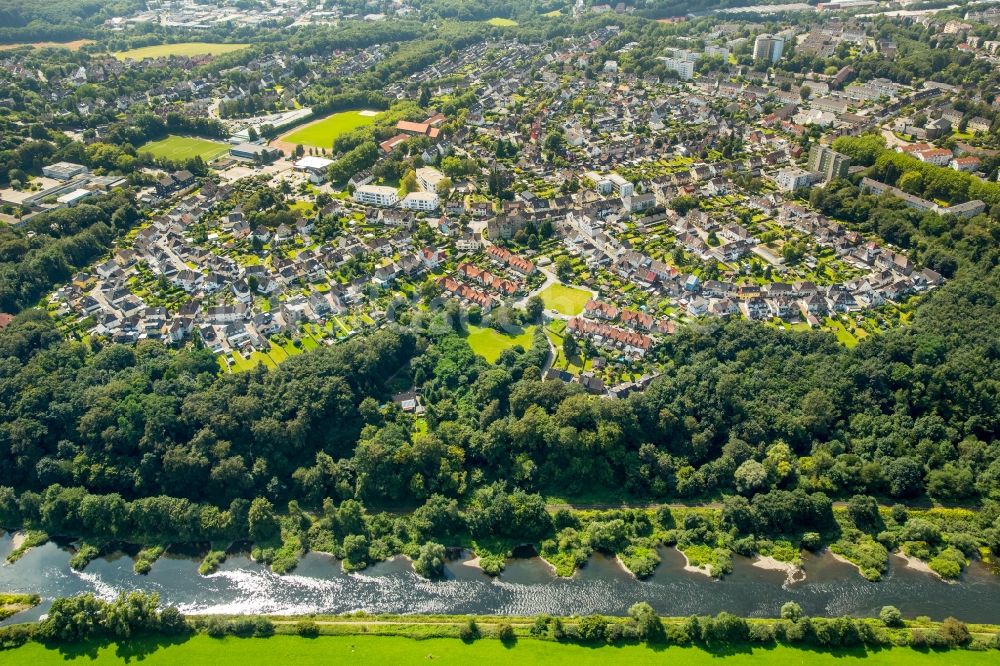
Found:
3,531 -> 1000,624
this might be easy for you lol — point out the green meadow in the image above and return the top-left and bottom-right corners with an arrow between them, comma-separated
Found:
466,324 -> 536,363
4,635 -> 997,666
114,42 -> 248,60
538,283 -> 592,316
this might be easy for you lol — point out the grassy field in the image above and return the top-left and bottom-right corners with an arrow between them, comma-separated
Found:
824,317 -> 860,348
486,17 -> 519,27
139,135 -> 230,163
0,40 -> 94,51
5,635 -> 998,666
114,42 -> 249,60
278,110 -> 379,149
538,283 -> 592,316
466,324 -> 536,363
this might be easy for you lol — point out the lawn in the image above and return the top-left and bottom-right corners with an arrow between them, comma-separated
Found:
486,17 -> 519,26
538,283 -> 592,316
466,324 -> 536,363
278,110 -> 380,149
139,135 -> 230,163
824,317 -> 860,348
5,635 -> 998,666
114,42 -> 249,60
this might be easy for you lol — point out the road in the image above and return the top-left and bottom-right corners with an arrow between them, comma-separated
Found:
880,127 -> 911,149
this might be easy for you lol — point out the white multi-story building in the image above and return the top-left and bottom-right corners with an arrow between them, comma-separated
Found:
705,44 -> 730,61
753,34 -> 784,63
775,167 -> 813,192
416,166 -> 446,193
401,191 -> 440,212
663,57 -> 694,80
608,173 -> 634,198
353,184 -> 400,207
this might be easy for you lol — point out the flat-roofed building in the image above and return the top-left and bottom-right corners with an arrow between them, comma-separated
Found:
293,155 -> 334,183
353,184 -> 400,207
416,166 -> 446,192
43,162 -> 89,181
230,143 -> 281,163
401,191 -> 440,212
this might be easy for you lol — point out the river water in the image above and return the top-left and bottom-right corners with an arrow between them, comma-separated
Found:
3,531 -> 1000,624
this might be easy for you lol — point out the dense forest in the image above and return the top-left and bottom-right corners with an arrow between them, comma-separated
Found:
0,0 -> 143,43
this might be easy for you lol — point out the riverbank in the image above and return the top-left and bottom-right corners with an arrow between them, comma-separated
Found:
5,634 -> 1000,666
1,501 -> 989,586
751,555 -> 805,584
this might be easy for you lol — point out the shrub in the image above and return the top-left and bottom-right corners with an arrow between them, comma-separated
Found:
205,617 -> 227,638
940,617 -> 971,646
530,615 -> 550,636
879,606 -> 903,627
496,623 -> 515,642
578,614 -> 608,642
413,541 -> 447,579
801,532 -> 822,551
159,607 -> 188,635
295,620 -> 320,637
929,547 -> 967,579
628,602 -> 664,642
702,612 -> 748,643
459,619 -> 479,642
780,602 -> 802,622
551,617 -> 565,640
748,622 -> 775,643
0,624 -> 36,650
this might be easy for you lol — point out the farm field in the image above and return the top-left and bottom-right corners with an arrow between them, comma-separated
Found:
538,283 -> 592,316
4,635 -> 997,666
113,42 -> 249,60
138,135 -> 231,163
486,17 -> 519,27
0,40 -> 94,51
277,110 -> 380,150
466,324 -> 536,363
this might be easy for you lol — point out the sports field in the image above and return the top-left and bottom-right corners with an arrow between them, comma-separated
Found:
538,283 -> 592,316
5,635 -> 997,666
466,324 -> 536,363
139,135 -> 230,163
277,110 -> 380,150
487,17 -> 519,27
114,42 -> 249,60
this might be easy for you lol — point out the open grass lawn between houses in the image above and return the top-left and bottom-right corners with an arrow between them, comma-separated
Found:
5,635 -> 999,666
139,135 -> 231,163
466,324 -> 536,363
113,42 -> 249,60
538,282 -> 592,316
278,110 -> 380,150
